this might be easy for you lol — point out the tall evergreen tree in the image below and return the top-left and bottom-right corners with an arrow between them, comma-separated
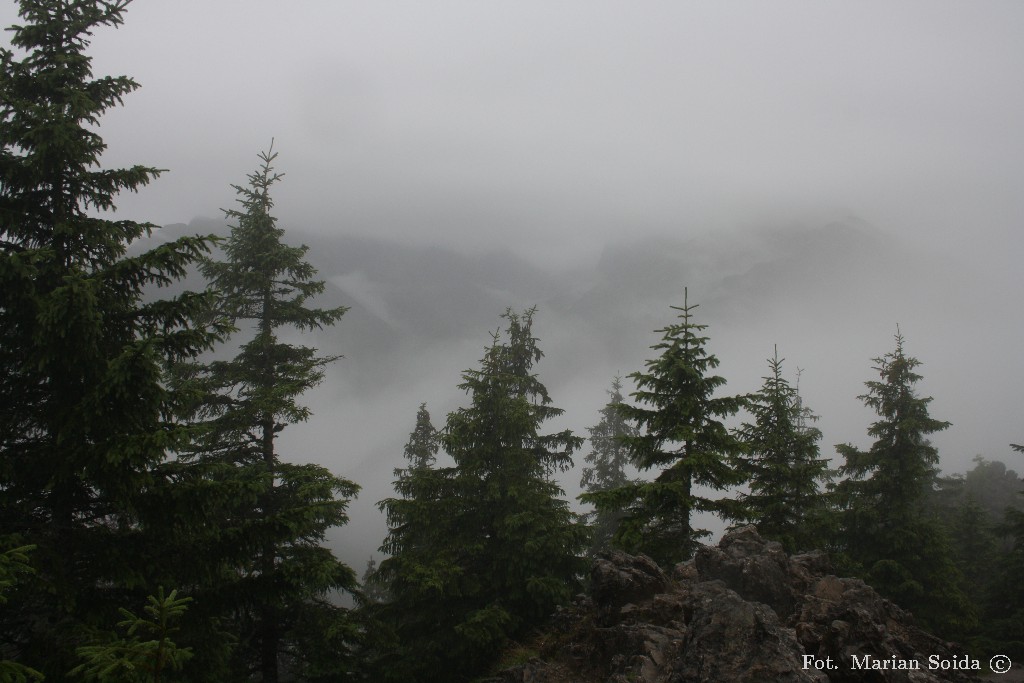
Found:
358,558 -> 389,606
0,1 -> 223,675
579,376 -> 637,554
994,509 -> 1024,658
583,291 -> 746,566
377,309 -> 586,682
736,348 -> 830,552
172,145 -> 359,681
931,455 -> 1024,655
372,404 -> 454,681
372,403 -> 442,619
833,331 -> 974,635
987,443 -> 1024,658
935,456 -> 1024,530
401,403 -> 440,472
375,404 -> 442,581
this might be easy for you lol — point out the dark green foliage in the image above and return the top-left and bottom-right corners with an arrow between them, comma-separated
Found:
0,1 -> 223,676
376,309 -> 586,682
832,331 -> 974,636
358,558 -> 389,606
0,545 -> 33,605
993,504 -> 1024,659
401,403 -> 440,472
582,291 -> 746,565
374,403 -> 442,586
70,587 -> 193,683
372,404 -> 439,609
736,349 -> 831,552
972,446 -> 1024,659
942,486 -> 1001,643
835,332 -> 949,512
933,451 -> 1024,638
371,404 -> 456,680
441,309 -> 586,639
579,377 -> 637,554
937,456 -> 1024,530
0,544 -> 42,683
0,659 -> 42,683
170,146 -> 359,681
359,405 -> 439,619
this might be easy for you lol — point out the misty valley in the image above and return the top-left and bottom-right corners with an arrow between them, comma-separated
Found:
2,1 -> 1023,682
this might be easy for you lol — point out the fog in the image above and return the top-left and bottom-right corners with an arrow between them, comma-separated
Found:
4,1 -> 1022,569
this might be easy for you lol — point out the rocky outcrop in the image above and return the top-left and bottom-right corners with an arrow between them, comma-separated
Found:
490,526 -> 983,683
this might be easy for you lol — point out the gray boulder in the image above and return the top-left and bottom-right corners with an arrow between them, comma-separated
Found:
491,526 -> 983,683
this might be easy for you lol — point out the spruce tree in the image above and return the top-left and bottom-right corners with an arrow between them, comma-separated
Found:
401,403 -> 440,472
172,145 -> 359,681
579,376 -> 637,554
377,309 -> 586,682
993,466 -> 1024,659
582,291 -> 746,565
358,558 -> 389,606
373,404 -> 456,681
373,403 -> 443,622
376,404 -> 442,580
0,1 -> 223,675
994,516 -> 1024,656
736,348 -> 830,552
833,331 -> 974,635
989,443 -> 1024,658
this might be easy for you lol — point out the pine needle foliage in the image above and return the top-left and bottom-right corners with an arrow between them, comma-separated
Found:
358,558 -> 389,606
71,587 -> 193,683
833,330 -> 974,636
376,404 -> 441,564
171,146 -> 359,681
736,348 -> 830,552
442,309 -> 585,638
376,309 -> 586,682
402,403 -> 440,473
993,495 -> 1024,659
0,544 -> 42,683
835,332 -> 949,511
0,1 -> 224,675
582,290 -> 746,565
371,404 -> 454,680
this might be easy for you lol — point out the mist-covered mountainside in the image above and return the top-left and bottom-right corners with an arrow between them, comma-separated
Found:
152,214 -> 1009,579
167,214 -> 889,319
161,214 -> 900,390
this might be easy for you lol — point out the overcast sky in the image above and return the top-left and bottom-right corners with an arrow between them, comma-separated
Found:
3,1 -> 1022,563
5,1 -> 1023,265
